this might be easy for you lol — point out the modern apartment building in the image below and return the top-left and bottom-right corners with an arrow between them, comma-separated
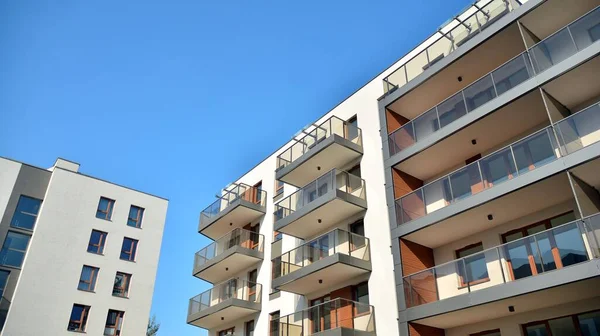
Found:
0,157 -> 168,336
187,0 -> 600,335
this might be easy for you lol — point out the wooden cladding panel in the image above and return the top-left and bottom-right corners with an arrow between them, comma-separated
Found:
386,109 -> 410,134
409,323 -> 445,336
400,239 -> 437,307
393,168 -> 423,199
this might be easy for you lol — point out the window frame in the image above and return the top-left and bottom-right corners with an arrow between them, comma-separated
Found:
67,304 -> 90,332
353,281 -> 370,316
113,272 -> 132,298
521,309 -> 600,336
120,237 -> 138,262
245,320 -> 255,336
127,205 -> 145,228
218,327 -> 235,336
455,242 -> 489,288
274,180 -> 284,197
87,230 -> 108,255
0,270 -> 10,299
10,195 -> 42,231
270,311 -> 280,335
104,309 -> 125,336
0,231 -> 32,269
78,265 -> 99,292
469,329 -> 501,336
96,197 -> 115,221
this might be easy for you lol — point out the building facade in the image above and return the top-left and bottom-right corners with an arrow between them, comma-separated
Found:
0,157 -> 168,336
187,0 -> 600,335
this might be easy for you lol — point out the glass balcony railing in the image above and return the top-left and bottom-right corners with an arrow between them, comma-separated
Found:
194,228 -> 264,269
270,298 -> 376,336
200,184 -> 266,226
274,169 -> 366,222
403,214 -> 600,308
276,116 -> 362,172
188,278 -> 262,316
395,99 -> 600,227
272,229 -> 370,280
383,0 -> 523,94
388,5 -> 600,157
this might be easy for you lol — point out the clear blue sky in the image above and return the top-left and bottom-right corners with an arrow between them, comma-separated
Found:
0,1 -> 470,335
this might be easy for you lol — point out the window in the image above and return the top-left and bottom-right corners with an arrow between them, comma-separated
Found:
96,197 -> 115,220
104,309 -> 124,336
353,282 -> 370,315
10,195 -> 42,230
245,320 -> 254,336
455,242 -> 488,287
270,311 -> 280,336
120,238 -> 138,261
67,304 -> 90,332
253,182 -> 263,205
127,205 -> 144,228
218,327 -> 235,336
470,330 -> 501,336
0,270 -> 9,299
522,310 -> 600,336
273,231 -> 283,242
310,295 -> 331,333
0,231 -> 31,268
275,180 -> 284,197
349,219 -> 366,250
113,272 -> 131,297
78,265 -> 99,292
88,230 -> 107,254
248,269 -> 258,302
346,115 -> 359,140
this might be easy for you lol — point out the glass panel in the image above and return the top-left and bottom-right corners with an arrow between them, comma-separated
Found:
437,92 -> 467,128
480,148 -> 516,187
525,324 -> 549,336
406,51 -> 429,82
449,163 -> 483,201
407,269 -> 437,306
462,251 -> 489,284
503,237 -> 535,280
477,0 -> 510,30
423,178 -> 451,214
548,317 -> 577,336
389,123 -> 415,155
413,108 -> 440,142
452,13 -> 481,48
530,28 -> 577,73
553,222 -> 588,267
569,8 -> 600,50
426,37 -> 453,69
0,232 -> 30,268
400,189 -> 426,224
512,131 -> 556,175
10,196 -> 42,230
464,75 -> 496,112
493,53 -> 532,96
384,66 -> 407,91
578,311 -> 600,336
534,231 -> 557,272
555,104 -> 600,154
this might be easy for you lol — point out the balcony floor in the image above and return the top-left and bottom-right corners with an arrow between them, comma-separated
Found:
193,246 -> 263,284
187,298 -> 260,330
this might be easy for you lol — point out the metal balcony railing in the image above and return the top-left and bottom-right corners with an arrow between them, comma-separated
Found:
194,228 -> 264,269
200,184 -> 266,227
188,278 -> 262,316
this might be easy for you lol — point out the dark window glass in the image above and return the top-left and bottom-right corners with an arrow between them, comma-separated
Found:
578,311 -> 600,336
10,196 -> 42,230
127,205 -> 144,228
270,311 -> 280,336
87,230 -> 107,254
67,304 -> 90,332
219,327 -> 235,336
96,197 -> 115,220
113,272 -> 131,297
78,265 -> 99,291
104,309 -> 124,336
0,232 -> 31,268
456,243 -> 488,285
120,238 -> 138,261
275,180 -> 284,196
245,320 -> 254,336
0,270 -> 9,299
354,282 -> 370,314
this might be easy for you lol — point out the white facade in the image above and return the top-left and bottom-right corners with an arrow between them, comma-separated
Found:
0,157 -> 168,336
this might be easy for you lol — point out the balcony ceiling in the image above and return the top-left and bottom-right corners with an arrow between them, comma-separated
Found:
387,24 -> 524,120
405,173 -> 573,248
542,56 -> 600,112
571,157 -> 600,190
395,90 -> 549,181
520,0 -> 599,41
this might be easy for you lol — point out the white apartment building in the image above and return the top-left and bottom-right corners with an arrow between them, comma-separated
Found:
0,157 -> 168,336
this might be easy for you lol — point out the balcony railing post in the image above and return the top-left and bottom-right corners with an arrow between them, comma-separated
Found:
432,267 -> 439,301
477,161 -> 485,189
435,106 -> 441,132
462,259 -> 471,292
509,146 -> 519,175
461,90 -> 469,114
566,26 -> 579,51
496,247 -> 506,283
532,235 -> 545,273
489,72 -> 499,98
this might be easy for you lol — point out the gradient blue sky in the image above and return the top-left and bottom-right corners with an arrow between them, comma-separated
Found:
0,1 -> 471,334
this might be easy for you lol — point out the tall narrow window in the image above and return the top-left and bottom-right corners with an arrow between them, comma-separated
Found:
113,272 -> 131,297
346,115 -> 359,140
67,304 -> 90,332
104,309 -> 124,336
0,231 -> 31,268
353,282 -> 370,314
270,311 -> 280,336
120,238 -> 138,261
455,242 -> 488,286
0,270 -> 9,299
96,197 -> 115,220
127,205 -> 144,228
78,265 -> 99,292
253,182 -> 263,205
10,195 -> 42,230
274,180 -> 284,197
245,320 -> 254,336
88,230 -> 107,255
218,327 -> 235,336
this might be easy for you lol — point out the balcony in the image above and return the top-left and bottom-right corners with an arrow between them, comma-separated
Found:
271,298 -> 376,336
271,229 -> 371,295
383,0 -> 523,94
199,184 -> 266,240
193,228 -> 264,284
387,5 -> 600,158
274,169 -> 367,239
187,278 -> 261,330
394,100 -> 600,231
276,116 -> 363,188
402,214 -> 600,313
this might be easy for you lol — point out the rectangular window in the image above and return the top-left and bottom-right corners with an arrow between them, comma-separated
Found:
67,304 -> 90,332
273,231 -> 283,242
353,281 -> 370,315
120,238 -> 138,261
127,205 -> 144,228
78,265 -> 99,292
470,329 -> 501,336
253,182 -> 263,205
0,270 -> 9,299
522,310 -> 600,336
10,195 -> 42,230
104,309 -> 124,336
218,327 -> 235,336
455,242 -> 488,287
88,230 -> 107,255
113,272 -> 131,297
245,320 -> 254,336
0,231 -> 31,268
275,180 -> 284,196
270,312 -> 280,335
96,197 -> 115,220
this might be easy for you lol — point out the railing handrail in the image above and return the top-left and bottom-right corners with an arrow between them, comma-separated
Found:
527,5 -> 600,50
383,0 -> 517,90
189,278 -> 262,301
201,185 -> 266,215
276,115 -> 363,160
555,100 -> 600,126
195,228 -> 264,255
395,125 -> 553,201
402,213 -> 599,279
274,168 -> 365,209
274,297 -> 374,320
271,228 -> 369,261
